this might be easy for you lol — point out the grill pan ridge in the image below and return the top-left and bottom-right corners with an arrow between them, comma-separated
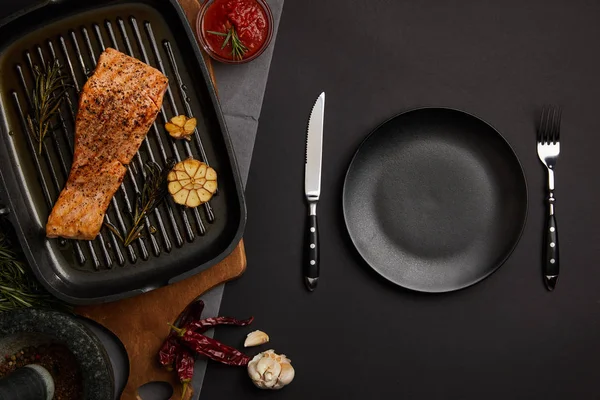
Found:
0,0 -> 246,304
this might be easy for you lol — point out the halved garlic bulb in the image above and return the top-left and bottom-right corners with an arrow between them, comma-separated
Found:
247,350 -> 295,390
165,115 -> 197,140
167,158 -> 217,207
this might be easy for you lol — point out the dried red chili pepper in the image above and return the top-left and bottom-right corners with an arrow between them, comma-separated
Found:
158,300 -> 205,370
184,316 -> 254,333
176,350 -> 195,400
158,337 -> 180,371
169,325 -> 251,366
176,300 -> 205,328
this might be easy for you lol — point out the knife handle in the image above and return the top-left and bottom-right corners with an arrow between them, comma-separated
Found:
305,204 -> 319,291
543,197 -> 559,291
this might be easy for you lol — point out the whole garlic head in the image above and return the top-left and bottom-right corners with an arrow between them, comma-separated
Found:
247,350 -> 295,390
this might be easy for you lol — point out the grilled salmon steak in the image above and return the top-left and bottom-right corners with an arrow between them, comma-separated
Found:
46,48 -> 168,240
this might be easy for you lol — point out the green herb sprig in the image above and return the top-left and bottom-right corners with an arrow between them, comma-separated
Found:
26,60 -> 69,155
0,232 -> 69,312
207,26 -> 248,61
106,162 -> 170,247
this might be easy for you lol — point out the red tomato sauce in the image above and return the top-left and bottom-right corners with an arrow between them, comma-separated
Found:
203,0 -> 269,60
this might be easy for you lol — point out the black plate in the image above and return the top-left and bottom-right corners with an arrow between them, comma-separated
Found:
343,108 -> 527,293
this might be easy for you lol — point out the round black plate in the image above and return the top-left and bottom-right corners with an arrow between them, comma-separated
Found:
343,108 -> 527,292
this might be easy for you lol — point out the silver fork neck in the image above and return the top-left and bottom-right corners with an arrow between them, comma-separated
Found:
548,166 -> 555,191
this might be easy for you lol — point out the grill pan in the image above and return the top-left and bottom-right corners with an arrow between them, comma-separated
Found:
0,0 -> 246,304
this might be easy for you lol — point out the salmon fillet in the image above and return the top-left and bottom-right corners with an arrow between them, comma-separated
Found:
46,48 -> 168,240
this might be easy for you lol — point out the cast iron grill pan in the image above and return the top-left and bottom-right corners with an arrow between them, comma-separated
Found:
0,0 -> 246,304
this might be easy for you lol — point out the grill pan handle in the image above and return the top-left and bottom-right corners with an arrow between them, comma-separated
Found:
34,0 -> 63,6
0,0 -> 64,30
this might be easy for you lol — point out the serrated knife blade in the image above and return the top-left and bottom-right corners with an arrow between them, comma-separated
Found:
305,92 -> 324,200
303,92 -> 324,291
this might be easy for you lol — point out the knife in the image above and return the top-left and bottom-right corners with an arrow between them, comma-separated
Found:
304,92 -> 325,291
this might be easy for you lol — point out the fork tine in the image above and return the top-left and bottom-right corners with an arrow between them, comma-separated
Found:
554,107 -> 562,143
549,106 -> 558,144
549,106 -> 557,143
540,106 -> 552,143
545,106 -> 552,143
537,106 -> 547,143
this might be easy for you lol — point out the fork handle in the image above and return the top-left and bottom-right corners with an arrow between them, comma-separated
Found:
544,195 -> 559,291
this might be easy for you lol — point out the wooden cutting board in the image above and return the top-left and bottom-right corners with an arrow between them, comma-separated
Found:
77,1 -> 247,399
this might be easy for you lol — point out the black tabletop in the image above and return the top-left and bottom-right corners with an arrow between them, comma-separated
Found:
4,1 -> 600,399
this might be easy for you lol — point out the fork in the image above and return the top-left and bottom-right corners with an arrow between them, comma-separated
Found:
537,106 -> 562,291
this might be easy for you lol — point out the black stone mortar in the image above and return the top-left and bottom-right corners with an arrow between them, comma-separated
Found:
0,308 -> 128,400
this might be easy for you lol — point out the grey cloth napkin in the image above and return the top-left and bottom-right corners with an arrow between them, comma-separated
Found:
213,0 -> 284,186
192,0 -> 284,396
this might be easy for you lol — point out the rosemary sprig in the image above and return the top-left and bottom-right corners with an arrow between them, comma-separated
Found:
207,26 -> 248,60
106,161 -> 170,247
26,59 -> 69,155
0,230 -> 70,313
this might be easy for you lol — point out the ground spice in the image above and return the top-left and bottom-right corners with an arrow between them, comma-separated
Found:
0,343 -> 83,400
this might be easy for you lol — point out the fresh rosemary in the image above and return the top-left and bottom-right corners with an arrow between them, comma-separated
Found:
0,231 -> 69,313
106,161 -> 170,247
207,26 -> 248,60
26,59 -> 69,155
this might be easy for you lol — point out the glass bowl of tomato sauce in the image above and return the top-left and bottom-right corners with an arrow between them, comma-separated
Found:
197,0 -> 274,64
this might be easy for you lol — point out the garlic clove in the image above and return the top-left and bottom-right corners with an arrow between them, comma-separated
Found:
244,330 -> 269,347
172,189 -> 189,205
165,122 -> 181,134
171,115 -> 187,127
186,189 -> 200,208
196,178 -> 207,186
179,178 -> 191,187
274,363 -> 295,389
197,188 -> 212,203
168,181 -> 182,194
194,164 -> 207,180
205,167 -> 217,181
173,163 -> 185,172
263,378 -> 277,389
183,159 -> 199,177
204,180 -> 217,194
183,118 -> 197,134
248,363 -> 261,381
175,170 -> 188,181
